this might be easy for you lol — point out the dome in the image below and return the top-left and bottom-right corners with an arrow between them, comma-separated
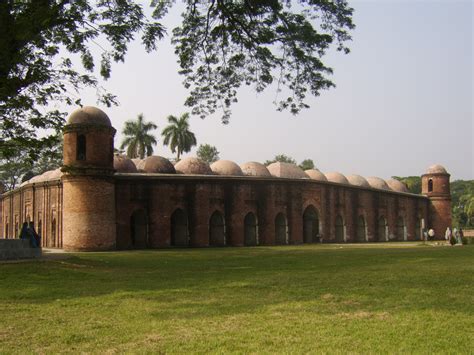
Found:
347,174 -> 370,188
386,178 -> 409,193
210,160 -> 243,176
114,155 -> 138,173
174,157 -> 212,175
305,169 -> 328,181
131,158 -> 142,167
67,106 -> 111,127
366,177 -> 392,190
325,172 -> 349,185
47,168 -> 63,180
240,162 -> 271,177
142,156 -> 176,174
267,162 -> 309,179
425,164 -> 448,174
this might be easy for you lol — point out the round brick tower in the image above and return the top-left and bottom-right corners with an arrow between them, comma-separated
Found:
61,106 -> 117,251
421,164 -> 451,240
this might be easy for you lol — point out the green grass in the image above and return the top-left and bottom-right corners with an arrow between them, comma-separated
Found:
1,243 -> 473,353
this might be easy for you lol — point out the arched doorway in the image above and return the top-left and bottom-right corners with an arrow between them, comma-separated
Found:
303,206 -> 319,243
275,213 -> 288,245
378,216 -> 388,242
356,216 -> 366,242
209,211 -> 225,246
397,216 -> 406,241
49,218 -> 56,248
244,212 -> 258,246
171,209 -> 189,247
130,209 -> 148,248
335,215 -> 345,242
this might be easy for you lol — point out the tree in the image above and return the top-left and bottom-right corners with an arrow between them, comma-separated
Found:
197,144 -> 220,164
1,1 -> 354,157
264,154 -> 296,166
299,159 -> 315,171
161,113 -> 197,161
120,114 -> 158,159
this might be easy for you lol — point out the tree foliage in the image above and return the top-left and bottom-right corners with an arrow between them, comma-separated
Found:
264,154 -> 296,166
451,180 -> 474,228
120,114 -> 158,159
0,1 -> 354,157
161,113 -> 197,160
299,159 -> 315,171
197,144 -> 220,163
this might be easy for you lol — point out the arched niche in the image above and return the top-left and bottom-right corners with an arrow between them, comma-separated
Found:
378,216 -> 388,242
244,212 -> 258,246
130,209 -> 148,248
396,216 -> 406,241
209,211 -> 226,246
303,206 -> 319,243
356,215 -> 367,242
335,215 -> 345,242
275,213 -> 288,245
171,209 -> 189,247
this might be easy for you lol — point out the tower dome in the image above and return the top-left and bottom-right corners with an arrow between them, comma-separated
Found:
240,162 -> 271,177
305,169 -> 328,181
347,174 -> 370,188
67,106 -> 112,127
267,162 -> 309,179
366,177 -> 391,191
325,172 -> 349,185
425,164 -> 448,175
175,157 -> 212,175
210,160 -> 243,176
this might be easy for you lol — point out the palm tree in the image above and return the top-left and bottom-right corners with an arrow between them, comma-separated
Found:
161,113 -> 197,160
120,114 -> 158,159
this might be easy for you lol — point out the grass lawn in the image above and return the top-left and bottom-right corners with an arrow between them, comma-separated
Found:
0,243 -> 473,353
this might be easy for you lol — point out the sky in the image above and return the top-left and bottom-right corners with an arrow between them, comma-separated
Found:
70,0 -> 473,181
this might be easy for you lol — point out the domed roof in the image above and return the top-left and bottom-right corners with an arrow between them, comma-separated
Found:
347,174 -> 370,188
67,106 -> 111,127
386,178 -> 409,193
142,156 -> 176,174
366,177 -> 392,190
305,169 -> 328,181
425,164 -> 448,174
325,172 -> 349,184
174,157 -> 212,175
47,168 -> 63,180
114,155 -> 138,173
210,160 -> 243,176
240,162 -> 271,177
267,162 -> 309,179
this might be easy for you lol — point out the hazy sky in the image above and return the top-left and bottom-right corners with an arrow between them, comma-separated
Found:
72,0 -> 473,180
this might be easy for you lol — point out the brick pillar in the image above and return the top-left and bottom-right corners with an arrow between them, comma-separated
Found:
288,184 -> 303,244
228,184 -> 245,246
258,184 -> 276,245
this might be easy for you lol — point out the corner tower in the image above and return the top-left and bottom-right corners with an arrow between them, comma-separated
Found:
421,164 -> 451,239
61,106 -> 117,250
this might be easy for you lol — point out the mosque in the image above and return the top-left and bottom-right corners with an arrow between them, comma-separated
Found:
0,107 -> 452,251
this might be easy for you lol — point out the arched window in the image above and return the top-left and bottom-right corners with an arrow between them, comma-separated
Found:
396,216 -> 406,241
209,211 -> 225,246
77,134 -> 86,161
130,210 -> 148,248
335,215 -> 345,242
244,212 -> 258,246
357,216 -> 366,242
171,209 -> 189,247
428,179 -> 433,192
275,213 -> 288,245
303,206 -> 319,243
378,216 -> 388,242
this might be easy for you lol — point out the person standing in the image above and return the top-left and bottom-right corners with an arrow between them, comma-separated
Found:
445,227 -> 452,244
